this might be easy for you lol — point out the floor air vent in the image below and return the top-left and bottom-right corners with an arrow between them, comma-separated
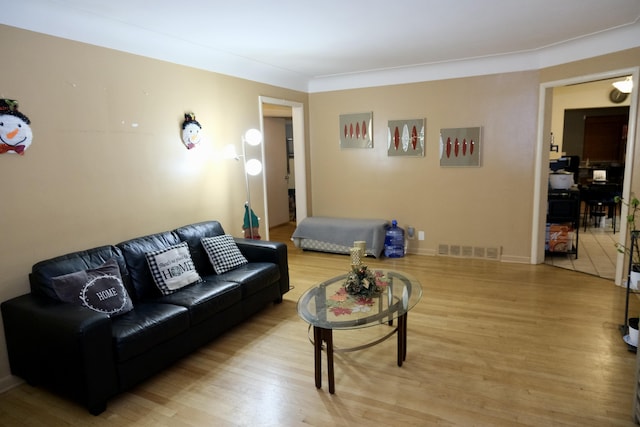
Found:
438,244 -> 501,261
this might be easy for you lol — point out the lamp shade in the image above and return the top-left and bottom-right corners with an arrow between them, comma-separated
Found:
245,158 -> 262,176
244,128 -> 262,146
612,76 -> 633,94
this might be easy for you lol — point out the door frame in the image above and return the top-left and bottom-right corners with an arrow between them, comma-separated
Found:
532,67 -> 639,286
258,96 -> 307,241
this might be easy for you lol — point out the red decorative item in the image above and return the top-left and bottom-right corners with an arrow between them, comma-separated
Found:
362,121 -> 367,139
470,139 -> 475,155
462,138 -> 467,155
349,123 -> 354,139
394,127 -> 400,150
446,137 -> 451,158
355,122 -> 360,139
454,138 -> 459,157
344,125 -> 348,139
411,126 -> 418,150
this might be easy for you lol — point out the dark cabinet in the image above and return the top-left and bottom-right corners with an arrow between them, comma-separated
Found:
546,189 -> 580,257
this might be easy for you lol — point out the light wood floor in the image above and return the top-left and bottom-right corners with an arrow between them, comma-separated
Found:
1,222 -> 640,426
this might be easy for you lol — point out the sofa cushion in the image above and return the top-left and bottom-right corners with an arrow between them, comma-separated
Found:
111,302 -> 190,362
174,221 -> 226,275
158,278 -> 241,325
145,242 -> 202,295
218,262 -> 280,298
117,231 -> 182,301
30,245 -> 133,301
201,235 -> 248,274
50,258 -> 134,317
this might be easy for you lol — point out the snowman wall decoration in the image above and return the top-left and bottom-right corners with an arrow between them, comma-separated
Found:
0,99 -> 33,155
181,112 -> 202,150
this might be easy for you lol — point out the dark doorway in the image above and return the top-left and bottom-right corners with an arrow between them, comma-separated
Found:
563,106 -> 629,185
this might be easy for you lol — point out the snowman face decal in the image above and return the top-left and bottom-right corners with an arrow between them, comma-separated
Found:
181,112 -> 201,150
0,99 -> 32,155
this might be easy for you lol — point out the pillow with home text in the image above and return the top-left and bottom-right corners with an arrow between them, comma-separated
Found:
145,242 -> 202,295
51,258 -> 133,316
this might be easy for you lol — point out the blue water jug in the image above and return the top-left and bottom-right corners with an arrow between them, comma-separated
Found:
384,220 -> 405,258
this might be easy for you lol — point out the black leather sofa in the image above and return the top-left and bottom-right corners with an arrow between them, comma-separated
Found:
1,220 -> 289,415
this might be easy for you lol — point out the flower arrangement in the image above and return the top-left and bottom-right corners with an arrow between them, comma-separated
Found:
344,265 -> 382,297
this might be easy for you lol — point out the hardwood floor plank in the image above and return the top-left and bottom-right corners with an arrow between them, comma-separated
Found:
0,222 -> 639,426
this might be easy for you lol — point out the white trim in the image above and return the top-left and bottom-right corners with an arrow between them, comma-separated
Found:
259,96 -> 307,240
532,67 -> 640,287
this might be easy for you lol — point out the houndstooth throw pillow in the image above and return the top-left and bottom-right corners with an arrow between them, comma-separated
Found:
201,235 -> 248,274
145,242 -> 202,295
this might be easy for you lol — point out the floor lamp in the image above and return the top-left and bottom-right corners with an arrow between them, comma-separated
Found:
240,129 -> 263,239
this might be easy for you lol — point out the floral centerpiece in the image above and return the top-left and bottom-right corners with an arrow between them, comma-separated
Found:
344,265 -> 383,297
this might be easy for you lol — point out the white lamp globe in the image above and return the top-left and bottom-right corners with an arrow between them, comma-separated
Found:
244,128 -> 262,146
245,159 -> 263,176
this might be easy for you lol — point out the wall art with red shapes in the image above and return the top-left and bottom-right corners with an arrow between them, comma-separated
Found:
0,99 -> 33,156
439,127 -> 481,167
339,112 -> 372,149
387,119 -> 425,157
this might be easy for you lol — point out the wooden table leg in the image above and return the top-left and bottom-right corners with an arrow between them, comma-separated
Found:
397,313 -> 408,366
402,312 -> 408,361
313,327 -> 335,393
324,328 -> 335,394
313,326 -> 322,389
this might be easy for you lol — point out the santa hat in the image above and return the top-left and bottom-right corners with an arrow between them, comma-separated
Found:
0,99 -> 30,124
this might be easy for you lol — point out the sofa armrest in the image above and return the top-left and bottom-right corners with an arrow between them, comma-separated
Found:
1,294 -> 117,414
235,238 -> 290,297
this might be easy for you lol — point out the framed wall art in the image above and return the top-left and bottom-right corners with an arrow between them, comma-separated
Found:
439,127 -> 481,167
387,118 -> 425,157
340,112 -> 372,148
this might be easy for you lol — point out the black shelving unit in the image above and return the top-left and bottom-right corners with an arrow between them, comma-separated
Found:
546,188 -> 581,258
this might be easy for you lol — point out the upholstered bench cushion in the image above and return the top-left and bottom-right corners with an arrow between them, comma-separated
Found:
111,303 -> 189,362
291,217 -> 389,257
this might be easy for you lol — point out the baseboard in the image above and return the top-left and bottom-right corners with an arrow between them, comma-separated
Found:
0,374 -> 23,393
500,254 -> 531,264
405,248 -> 529,263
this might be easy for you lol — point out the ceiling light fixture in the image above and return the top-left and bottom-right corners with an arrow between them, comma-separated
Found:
612,76 -> 633,94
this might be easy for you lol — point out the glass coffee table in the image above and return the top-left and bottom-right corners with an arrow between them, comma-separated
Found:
297,269 -> 422,393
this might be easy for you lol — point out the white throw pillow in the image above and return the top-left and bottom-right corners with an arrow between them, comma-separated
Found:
145,242 -> 202,295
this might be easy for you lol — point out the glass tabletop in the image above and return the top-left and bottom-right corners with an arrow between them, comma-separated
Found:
297,269 -> 422,330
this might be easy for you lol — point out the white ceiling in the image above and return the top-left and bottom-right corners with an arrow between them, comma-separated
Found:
2,0 -> 640,92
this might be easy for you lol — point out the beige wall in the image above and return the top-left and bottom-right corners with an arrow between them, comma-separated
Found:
308,72 -> 540,261
306,49 -> 640,263
0,24 -> 307,388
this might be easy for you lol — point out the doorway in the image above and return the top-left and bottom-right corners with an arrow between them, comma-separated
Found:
533,67 -> 639,286
258,96 -> 307,241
